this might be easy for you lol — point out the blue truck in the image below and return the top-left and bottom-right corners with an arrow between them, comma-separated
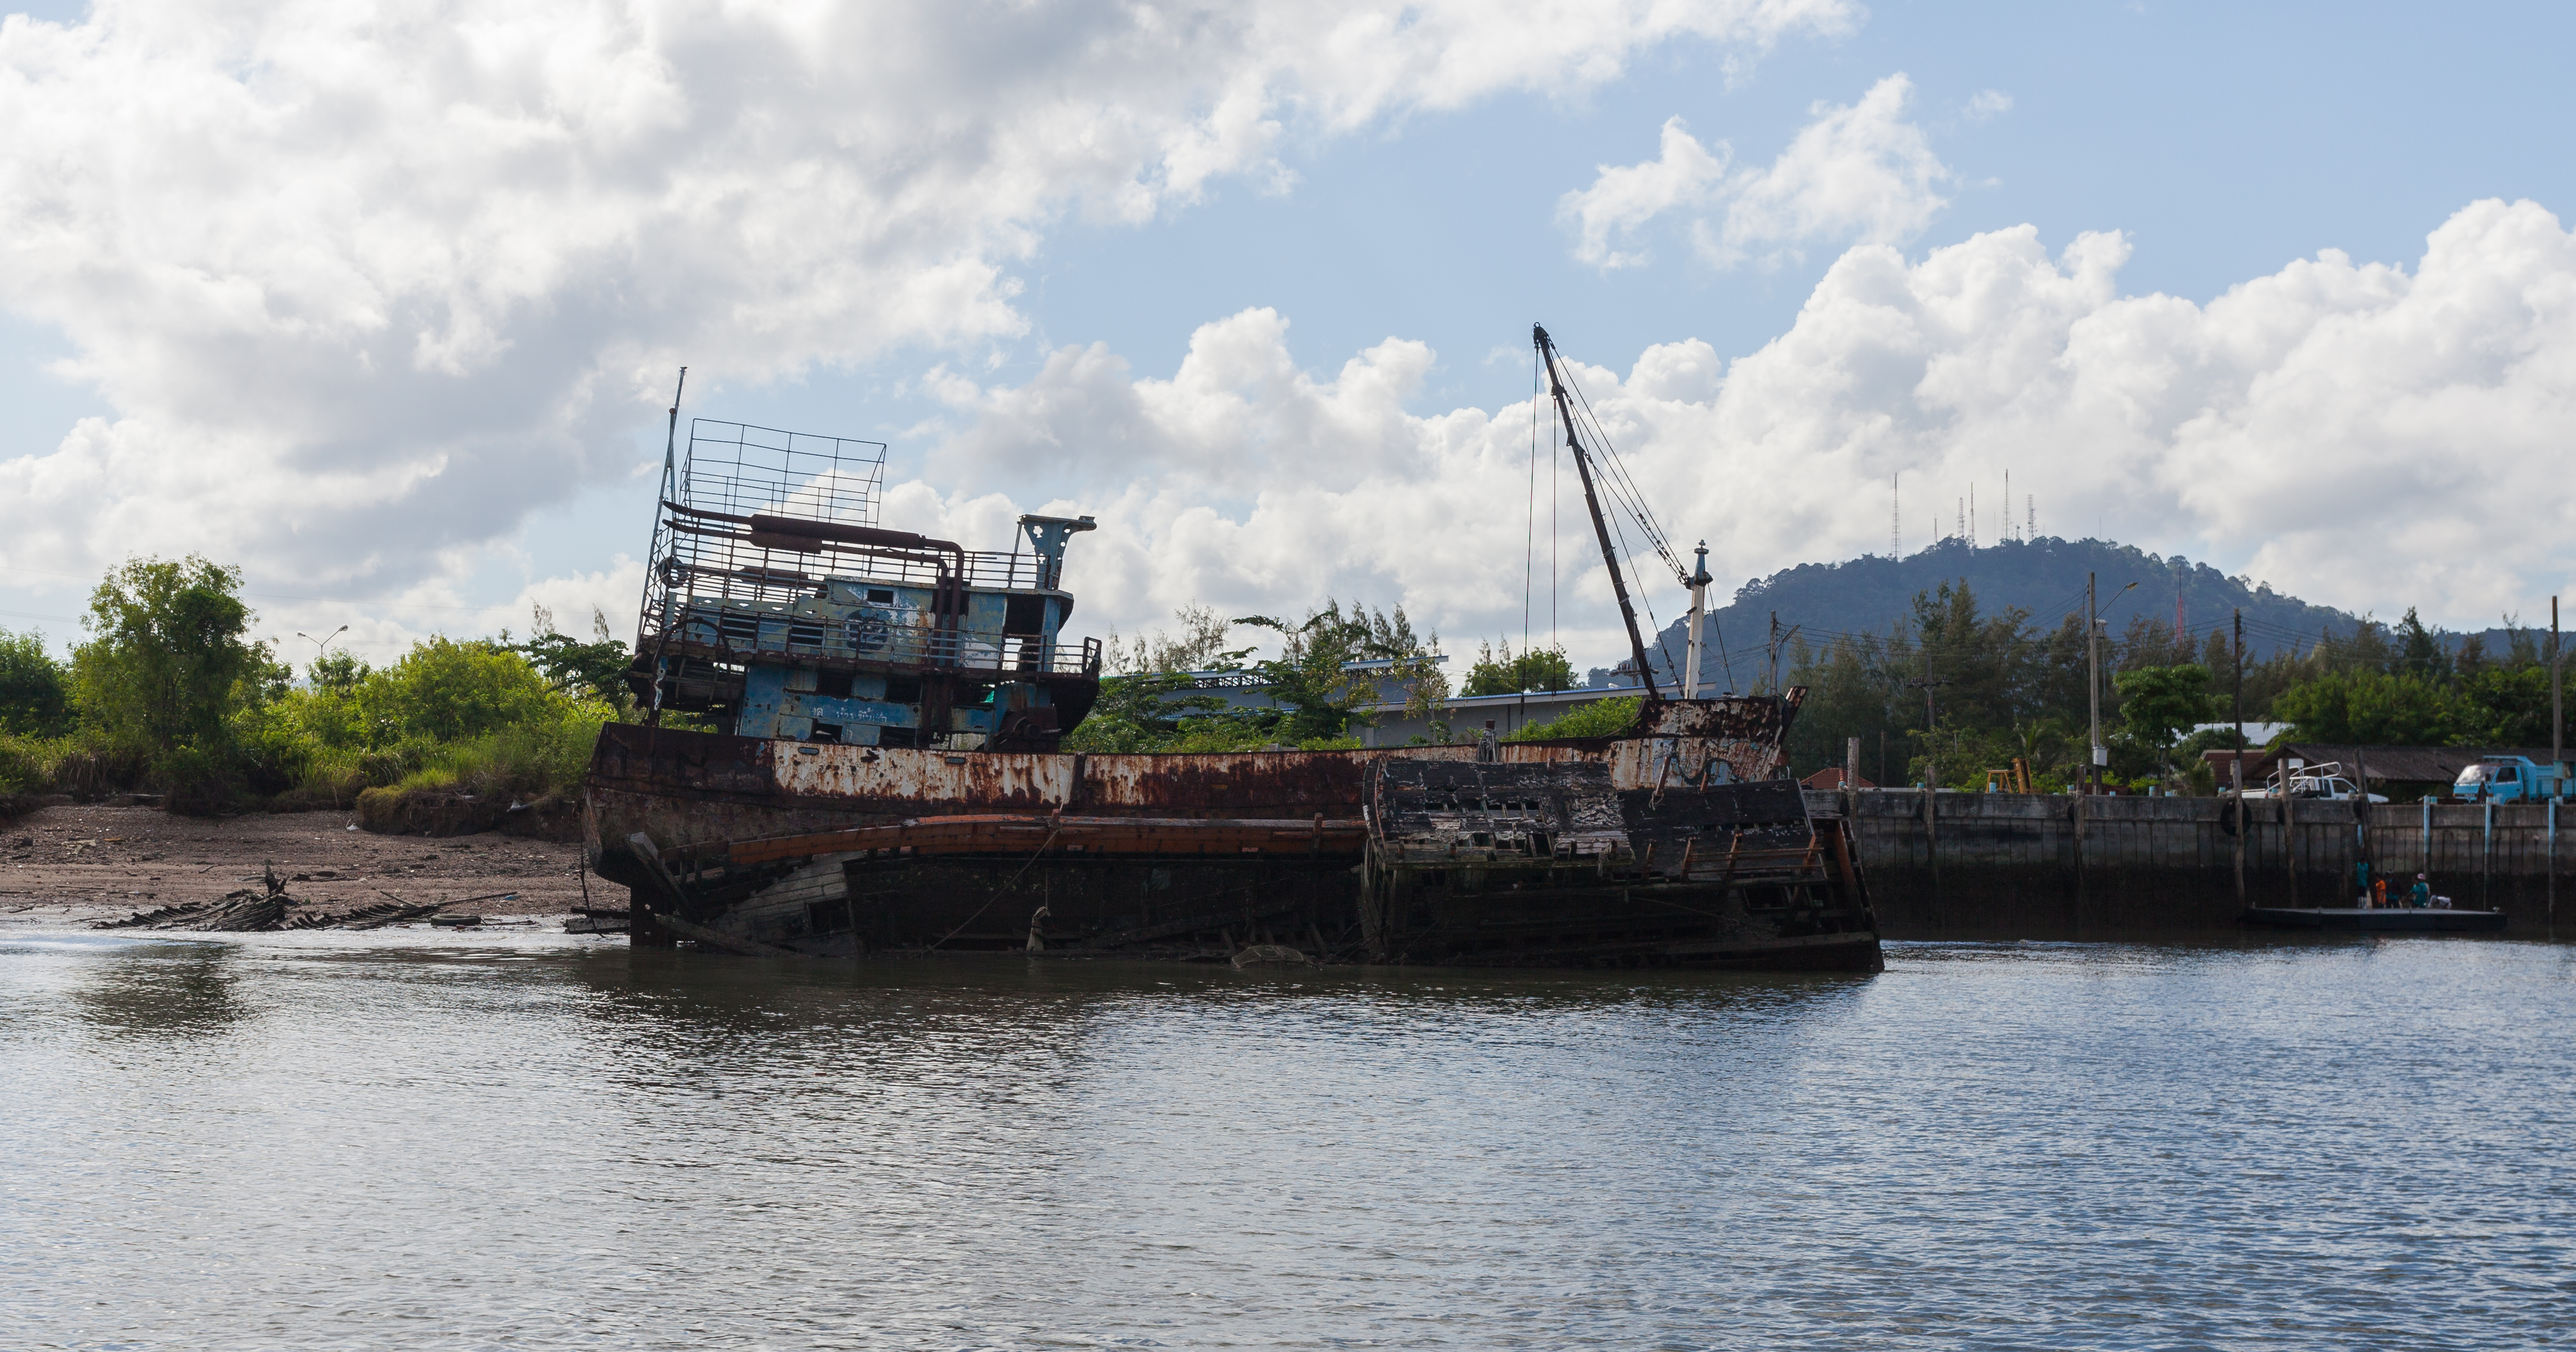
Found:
2449,755 -> 2571,802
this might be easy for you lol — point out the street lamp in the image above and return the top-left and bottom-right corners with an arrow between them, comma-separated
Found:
296,626 -> 348,666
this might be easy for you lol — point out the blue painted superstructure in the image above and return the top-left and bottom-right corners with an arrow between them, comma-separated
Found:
629,420 -> 1102,750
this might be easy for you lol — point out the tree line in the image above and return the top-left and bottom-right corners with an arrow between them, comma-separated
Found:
1071,605 -> 1612,751
0,555 -> 630,809
1779,578 -> 2564,792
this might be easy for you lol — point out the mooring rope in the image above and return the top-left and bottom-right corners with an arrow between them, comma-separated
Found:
924,819 -> 1064,953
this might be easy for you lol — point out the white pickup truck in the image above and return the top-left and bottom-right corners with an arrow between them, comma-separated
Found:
2240,763 -> 2388,803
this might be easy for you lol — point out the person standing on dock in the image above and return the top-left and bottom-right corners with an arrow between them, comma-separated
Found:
2410,874 -> 2433,908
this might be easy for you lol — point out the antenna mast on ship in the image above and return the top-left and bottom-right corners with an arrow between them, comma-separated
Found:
643,366 -> 686,726
1533,324 -> 1666,702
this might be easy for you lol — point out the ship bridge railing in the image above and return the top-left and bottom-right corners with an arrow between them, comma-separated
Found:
642,505 -> 1057,652
655,530 -> 1050,595
650,599 -> 1103,678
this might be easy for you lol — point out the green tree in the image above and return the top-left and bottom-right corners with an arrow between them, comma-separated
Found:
309,649 -> 369,695
71,556 -> 271,749
0,627 -> 72,737
358,638 -> 563,744
2393,607 -> 2450,680
1105,605 -> 1236,675
1069,599 -> 1439,751
1912,580 -> 2037,730
1462,639 -> 1576,696
2111,663 -> 2217,782
2272,669 -> 2459,745
515,607 -> 631,709
2453,664 -> 2554,745
1504,695 -> 1641,742
1905,716 -> 2028,790
1782,630 -> 1907,779
1230,604 -> 1391,744
2115,664 -> 2217,750
1060,671 -> 1239,753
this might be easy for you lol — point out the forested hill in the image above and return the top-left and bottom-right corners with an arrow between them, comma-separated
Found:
1604,537 -> 2364,690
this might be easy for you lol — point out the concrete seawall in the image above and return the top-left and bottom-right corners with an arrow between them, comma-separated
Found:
1805,790 -> 2574,938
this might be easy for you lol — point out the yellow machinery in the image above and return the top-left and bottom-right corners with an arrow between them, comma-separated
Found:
1985,758 -> 2036,794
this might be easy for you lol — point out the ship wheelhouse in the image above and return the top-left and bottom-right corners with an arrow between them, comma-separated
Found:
629,420 -> 1100,750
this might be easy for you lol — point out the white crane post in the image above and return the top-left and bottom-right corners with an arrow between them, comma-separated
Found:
1684,541 -> 1712,700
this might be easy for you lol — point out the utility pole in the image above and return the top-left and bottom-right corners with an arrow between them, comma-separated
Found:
1906,675 -> 1950,735
1903,675 -> 1952,786
1767,611 -> 1778,695
2232,609 -> 2246,769
1762,612 -> 1801,695
2087,573 -> 2101,796
2554,595 -> 2563,784
2084,574 -> 2138,794
2233,608 -> 2246,902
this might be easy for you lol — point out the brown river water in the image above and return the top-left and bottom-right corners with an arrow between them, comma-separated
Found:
3,926 -> 2570,1349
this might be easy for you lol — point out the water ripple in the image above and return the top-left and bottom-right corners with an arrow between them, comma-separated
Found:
2,930 -> 2569,1349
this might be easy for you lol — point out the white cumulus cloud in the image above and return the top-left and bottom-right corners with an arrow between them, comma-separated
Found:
913,200 -> 2576,670
0,0 -> 1854,641
1559,73 -> 1954,271
1558,117 -> 1733,269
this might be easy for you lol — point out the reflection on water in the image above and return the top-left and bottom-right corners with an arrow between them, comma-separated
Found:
63,938 -> 251,1039
2,929 -> 2568,1350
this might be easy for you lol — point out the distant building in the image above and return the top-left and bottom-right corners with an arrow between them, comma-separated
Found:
1359,683 -> 1643,747
1802,766 -> 1875,791
2190,721 -> 2289,746
2199,748 -> 2266,786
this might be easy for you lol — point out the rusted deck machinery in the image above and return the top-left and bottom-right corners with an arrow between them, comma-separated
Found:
592,348 -> 1881,971
1362,761 -> 1877,970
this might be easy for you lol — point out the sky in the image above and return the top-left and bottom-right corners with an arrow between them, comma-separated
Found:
3,0 -> 2575,675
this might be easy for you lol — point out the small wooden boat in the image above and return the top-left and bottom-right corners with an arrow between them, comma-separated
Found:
2240,907 -> 2507,933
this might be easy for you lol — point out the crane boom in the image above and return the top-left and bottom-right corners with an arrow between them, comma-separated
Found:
1535,324 -> 1662,701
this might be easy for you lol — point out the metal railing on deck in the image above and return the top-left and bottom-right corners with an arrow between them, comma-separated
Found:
638,417 -> 1098,682
664,601 -> 1101,677
657,524 -> 1044,601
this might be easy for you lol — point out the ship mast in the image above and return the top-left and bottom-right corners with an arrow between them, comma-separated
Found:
1535,324 -> 1662,701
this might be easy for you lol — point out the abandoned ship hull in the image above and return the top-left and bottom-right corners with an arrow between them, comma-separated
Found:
586,704 -> 1883,973
1357,763 -> 1881,973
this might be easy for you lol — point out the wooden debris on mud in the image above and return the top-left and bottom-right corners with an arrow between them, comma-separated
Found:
92,860 -> 460,933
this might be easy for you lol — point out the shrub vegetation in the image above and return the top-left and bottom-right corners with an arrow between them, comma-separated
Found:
1066,601 -> 1443,752
0,558 -> 629,813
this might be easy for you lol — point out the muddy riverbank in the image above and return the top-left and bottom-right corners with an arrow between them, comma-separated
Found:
0,803 -> 593,929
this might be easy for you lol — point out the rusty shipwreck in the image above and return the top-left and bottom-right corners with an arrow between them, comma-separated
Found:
586,336 -> 1882,972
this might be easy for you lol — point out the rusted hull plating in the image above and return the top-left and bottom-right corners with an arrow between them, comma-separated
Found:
583,691 -> 1874,970
1361,763 -> 1881,972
